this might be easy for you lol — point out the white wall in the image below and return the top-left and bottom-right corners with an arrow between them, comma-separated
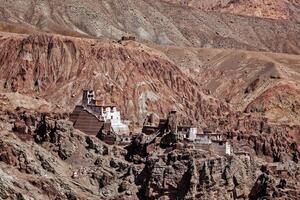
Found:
187,127 -> 197,141
100,107 -> 129,134
225,142 -> 231,155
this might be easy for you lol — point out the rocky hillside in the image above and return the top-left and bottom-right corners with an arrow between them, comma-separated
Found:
0,33 -> 235,128
151,45 -> 300,125
0,1 -> 299,199
1,32 -> 300,127
0,110 -> 299,199
0,110 -> 138,199
0,0 -> 300,54
1,32 -> 300,126
163,0 -> 300,22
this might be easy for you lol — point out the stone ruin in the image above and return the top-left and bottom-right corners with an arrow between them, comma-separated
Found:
141,110 -> 232,156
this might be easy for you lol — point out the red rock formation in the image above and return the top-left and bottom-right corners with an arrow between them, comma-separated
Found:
245,84 -> 300,125
0,1 -> 299,199
0,34 -> 233,128
154,46 -> 300,125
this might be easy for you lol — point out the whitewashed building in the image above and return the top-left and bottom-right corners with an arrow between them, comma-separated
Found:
98,106 -> 129,134
81,90 -> 129,135
178,126 -> 198,141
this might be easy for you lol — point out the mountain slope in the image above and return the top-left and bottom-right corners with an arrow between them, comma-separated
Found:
0,32 -> 300,126
0,1 -> 299,199
0,0 -> 300,54
0,33 -> 234,128
163,0 -> 300,22
151,44 -> 300,124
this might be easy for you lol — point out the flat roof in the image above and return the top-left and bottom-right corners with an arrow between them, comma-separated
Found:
88,104 -> 117,108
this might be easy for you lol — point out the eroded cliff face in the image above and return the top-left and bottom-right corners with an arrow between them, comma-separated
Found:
2,33 -> 300,127
0,111 -> 299,200
0,34 -> 299,141
137,153 -> 288,200
0,111 -> 140,199
0,34 -> 234,127
0,1 -> 299,199
136,151 -> 257,199
130,127 -> 300,199
152,45 -> 300,125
